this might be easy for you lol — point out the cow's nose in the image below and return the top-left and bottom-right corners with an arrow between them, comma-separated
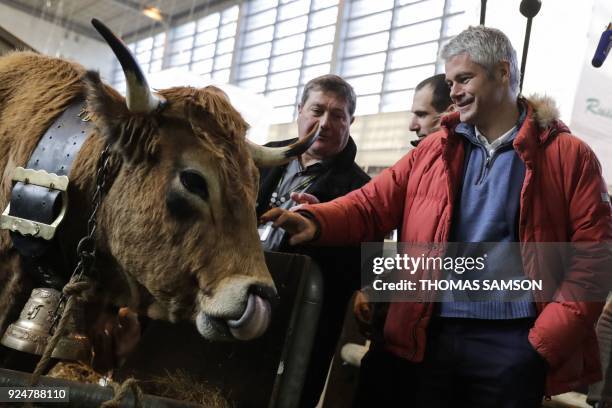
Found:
249,283 -> 278,307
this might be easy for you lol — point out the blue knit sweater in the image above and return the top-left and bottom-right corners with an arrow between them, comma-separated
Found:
438,107 -> 537,319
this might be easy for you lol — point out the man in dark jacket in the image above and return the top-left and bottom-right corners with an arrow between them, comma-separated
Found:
256,74 -> 369,407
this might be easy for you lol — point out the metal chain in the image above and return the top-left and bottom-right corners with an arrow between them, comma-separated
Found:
50,143 -> 113,330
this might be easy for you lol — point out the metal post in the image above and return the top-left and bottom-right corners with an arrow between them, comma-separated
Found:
518,0 -> 542,93
480,0 -> 487,25
519,17 -> 532,92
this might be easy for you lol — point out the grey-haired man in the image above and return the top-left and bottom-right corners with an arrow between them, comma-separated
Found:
261,26 -> 611,407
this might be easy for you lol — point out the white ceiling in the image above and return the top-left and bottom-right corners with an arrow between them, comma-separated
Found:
1,0 -> 231,41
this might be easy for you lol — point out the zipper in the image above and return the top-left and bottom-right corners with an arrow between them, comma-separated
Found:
475,146 -> 489,185
475,141 -> 515,185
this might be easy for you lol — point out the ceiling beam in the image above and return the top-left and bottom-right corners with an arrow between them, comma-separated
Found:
2,0 -> 101,40
108,0 -> 150,15
122,0 -> 234,41
0,25 -> 37,52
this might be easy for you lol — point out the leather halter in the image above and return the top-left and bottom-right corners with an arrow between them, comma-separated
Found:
1,99 -> 91,288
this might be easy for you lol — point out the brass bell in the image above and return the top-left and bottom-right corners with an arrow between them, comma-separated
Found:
1,288 -> 91,362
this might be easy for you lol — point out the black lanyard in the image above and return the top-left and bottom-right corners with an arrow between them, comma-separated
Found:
269,173 -> 317,208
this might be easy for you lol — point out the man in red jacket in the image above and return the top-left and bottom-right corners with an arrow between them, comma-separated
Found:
262,25 -> 612,407
353,73 -> 453,407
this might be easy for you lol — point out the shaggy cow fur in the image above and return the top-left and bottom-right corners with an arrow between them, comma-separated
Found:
0,51 -> 274,365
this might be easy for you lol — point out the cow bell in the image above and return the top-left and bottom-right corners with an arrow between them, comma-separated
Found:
1,288 -> 91,362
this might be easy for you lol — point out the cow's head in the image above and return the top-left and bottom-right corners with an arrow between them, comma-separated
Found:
83,20 -> 314,341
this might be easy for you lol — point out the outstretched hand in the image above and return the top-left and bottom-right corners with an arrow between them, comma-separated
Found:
289,192 -> 320,211
260,208 -> 318,246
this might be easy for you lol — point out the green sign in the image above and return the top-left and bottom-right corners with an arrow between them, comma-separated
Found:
586,98 -> 612,119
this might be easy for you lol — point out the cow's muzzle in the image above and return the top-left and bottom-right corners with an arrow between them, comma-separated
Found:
226,294 -> 271,340
195,283 -> 276,341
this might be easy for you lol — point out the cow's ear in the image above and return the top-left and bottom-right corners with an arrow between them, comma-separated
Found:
84,70 -> 129,137
83,71 -> 159,163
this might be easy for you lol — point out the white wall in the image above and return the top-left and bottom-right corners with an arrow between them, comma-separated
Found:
348,0 -> 605,168
463,0 -> 595,123
468,0 -> 611,190
0,2 -> 115,82
570,0 -> 612,192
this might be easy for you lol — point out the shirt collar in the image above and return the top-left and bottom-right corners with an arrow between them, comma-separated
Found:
291,157 -> 324,177
475,124 -> 517,151
455,101 -> 528,147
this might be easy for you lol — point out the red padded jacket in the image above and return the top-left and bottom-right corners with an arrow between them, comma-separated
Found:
304,96 -> 612,395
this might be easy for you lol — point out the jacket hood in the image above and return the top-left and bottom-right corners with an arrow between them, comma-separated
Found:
528,93 -> 561,129
520,94 -> 571,146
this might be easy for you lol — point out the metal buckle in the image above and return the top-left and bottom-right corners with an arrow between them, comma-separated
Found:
0,167 -> 69,240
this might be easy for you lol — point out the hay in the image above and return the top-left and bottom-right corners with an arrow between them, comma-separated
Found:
47,362 -> 232,407
144,369 -> 232,408
47,361 -> 110,386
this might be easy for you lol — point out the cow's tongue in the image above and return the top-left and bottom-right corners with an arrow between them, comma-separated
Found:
227,294 -> 271,340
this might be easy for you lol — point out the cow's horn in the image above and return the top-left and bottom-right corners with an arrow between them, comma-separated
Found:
91,19 -> 163,114
248,123 -> 320,168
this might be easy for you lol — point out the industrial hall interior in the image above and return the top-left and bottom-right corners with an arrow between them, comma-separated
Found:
0,0 -> 610,407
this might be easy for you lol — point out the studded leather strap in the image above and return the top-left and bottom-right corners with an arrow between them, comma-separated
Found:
7,99 -> 91,286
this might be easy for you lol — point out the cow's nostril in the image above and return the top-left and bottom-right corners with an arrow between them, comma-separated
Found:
249,284 -> 278,307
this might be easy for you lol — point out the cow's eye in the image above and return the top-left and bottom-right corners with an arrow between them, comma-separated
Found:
180,170 -> 209,201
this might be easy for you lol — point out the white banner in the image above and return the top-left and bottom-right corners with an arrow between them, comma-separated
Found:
570,0 -> 612,192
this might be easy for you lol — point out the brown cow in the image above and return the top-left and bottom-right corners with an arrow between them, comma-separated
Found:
0,20 -> 315,355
